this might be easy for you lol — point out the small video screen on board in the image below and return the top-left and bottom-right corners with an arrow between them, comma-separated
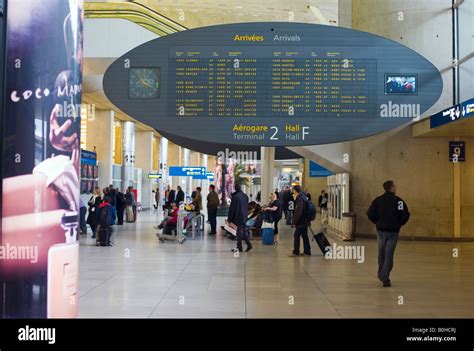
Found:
385,74 -> 417,94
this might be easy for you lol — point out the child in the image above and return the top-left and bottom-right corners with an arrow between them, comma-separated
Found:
97,195 -> 113,246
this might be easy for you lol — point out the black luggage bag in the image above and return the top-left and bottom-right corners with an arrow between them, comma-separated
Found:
310,227 -> 331,254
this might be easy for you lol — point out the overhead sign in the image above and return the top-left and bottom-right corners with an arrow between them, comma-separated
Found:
148,173 -> 162,179
449,141 -> 465,163
104,22 -> 442,147
430,98 -> 474,129
169,166 -> 207,177
309,161 -> 334,177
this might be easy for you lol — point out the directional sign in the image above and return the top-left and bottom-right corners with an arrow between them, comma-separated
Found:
430,98 -> 474,128
148,173 -> 162,179
169,166 -> 207,177
309,161 -> 333,177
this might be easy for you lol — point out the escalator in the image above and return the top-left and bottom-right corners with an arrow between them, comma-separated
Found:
84,1 -> 187,36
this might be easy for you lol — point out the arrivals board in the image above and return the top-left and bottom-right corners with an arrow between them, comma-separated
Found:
104,23 -> 443,146
168,46 -> 377,118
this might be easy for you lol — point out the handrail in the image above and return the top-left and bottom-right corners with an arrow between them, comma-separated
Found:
84,2 -> 187,36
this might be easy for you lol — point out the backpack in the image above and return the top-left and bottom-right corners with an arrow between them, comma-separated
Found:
305,200 -> 317,222
100,205 -> 110,227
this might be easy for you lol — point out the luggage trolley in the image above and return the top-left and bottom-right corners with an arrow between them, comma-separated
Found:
186,213 -> 205,238
157,209 -> 187,244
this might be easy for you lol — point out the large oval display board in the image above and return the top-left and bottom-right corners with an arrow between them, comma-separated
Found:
104,22 -> 442,146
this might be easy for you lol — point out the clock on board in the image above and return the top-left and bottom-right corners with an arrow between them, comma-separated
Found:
128,68 -> 160,99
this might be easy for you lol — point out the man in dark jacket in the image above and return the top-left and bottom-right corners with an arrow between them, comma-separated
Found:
207,184 -> 219,235
175,186 -> 185,205
289,185 -> 311,257
367,180 -> 410,287
115,188 -> 125,225
167,188 -> 176,208
228,184 -> 251,253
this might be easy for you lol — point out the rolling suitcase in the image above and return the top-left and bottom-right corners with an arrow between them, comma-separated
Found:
310,227 -> 331,254
262,227 -> 274,245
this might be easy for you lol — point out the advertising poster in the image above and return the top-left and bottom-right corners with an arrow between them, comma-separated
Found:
0,0 -> 84,318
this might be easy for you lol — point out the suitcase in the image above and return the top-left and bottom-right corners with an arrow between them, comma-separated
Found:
310,228 -> 331,254
98,227 -> 110,246
262,227 -> 274,245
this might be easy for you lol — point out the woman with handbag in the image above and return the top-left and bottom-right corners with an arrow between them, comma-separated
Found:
262,192 -> 282,244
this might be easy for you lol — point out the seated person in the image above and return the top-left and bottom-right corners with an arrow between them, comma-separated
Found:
189,197 -> 201,215
246,202 -> 261,228
160,202 -> 179,235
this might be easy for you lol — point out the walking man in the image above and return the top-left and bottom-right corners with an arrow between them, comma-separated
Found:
228,184 -> 252,253
367,180 -> 410,287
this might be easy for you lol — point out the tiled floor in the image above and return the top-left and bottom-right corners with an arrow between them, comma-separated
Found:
78,211 -> 474,318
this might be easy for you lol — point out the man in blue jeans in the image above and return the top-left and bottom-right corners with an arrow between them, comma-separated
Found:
367,180 -> 410,287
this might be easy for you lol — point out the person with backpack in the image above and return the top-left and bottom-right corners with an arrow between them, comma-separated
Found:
97,195 -> 113,246
289,185 -> 312,257
262,192 -> 283,244
367,180 -> 410,287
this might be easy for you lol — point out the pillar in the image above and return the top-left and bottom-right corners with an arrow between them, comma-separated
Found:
260,147 -> 275,204
136,131 -> 153,210
201,154 -> 209,201
122,121 -> 136,189
160,136 -> 169,205
453,137 -> 461,238
167,141 -> 180,188
338,0 -> 352,28
86,109 -> 114,190
182,147 -> 191,197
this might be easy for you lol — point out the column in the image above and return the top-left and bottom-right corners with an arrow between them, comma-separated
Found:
453,137 -> 461,238
86,109 -> 114,190
260,147 -> 275,204
199,154 -> 211,208
160,137 -> 169,207
136,131 -> 154,210
167,141 -> 180,188
122,121 -> 136,189
182,148 -> 191,197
